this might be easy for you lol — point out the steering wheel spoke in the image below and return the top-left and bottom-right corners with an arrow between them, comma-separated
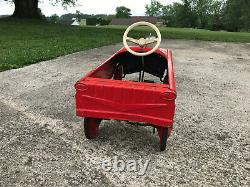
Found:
126,37 -> 139,45
145,38 -> 158,45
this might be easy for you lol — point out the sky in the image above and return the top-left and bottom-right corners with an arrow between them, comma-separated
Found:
0,0 -> 180,16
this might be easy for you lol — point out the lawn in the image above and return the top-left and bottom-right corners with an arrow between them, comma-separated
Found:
0,19 -> 250,72
0,19 -> 123,72
108,25 -> 250,43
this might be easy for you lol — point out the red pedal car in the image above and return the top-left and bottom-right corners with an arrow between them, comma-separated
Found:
75,22 -> 177,151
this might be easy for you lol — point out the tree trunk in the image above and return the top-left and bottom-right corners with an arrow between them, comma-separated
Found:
13,0 -> 41,19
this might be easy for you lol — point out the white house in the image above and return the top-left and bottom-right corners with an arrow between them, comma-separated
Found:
71,18 -> 80,26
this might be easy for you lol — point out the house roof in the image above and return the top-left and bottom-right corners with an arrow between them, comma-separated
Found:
71,20 -> 80,26
0,15 -> 10,19
59,19 -> 74,25
110,16 -> 159,25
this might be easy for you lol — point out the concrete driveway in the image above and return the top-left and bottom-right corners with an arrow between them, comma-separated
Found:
0,40 -> 249,186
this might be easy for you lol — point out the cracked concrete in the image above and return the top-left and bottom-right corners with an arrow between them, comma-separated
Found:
0,40 -> 250,186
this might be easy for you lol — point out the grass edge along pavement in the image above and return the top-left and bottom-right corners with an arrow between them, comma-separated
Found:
0,19 -> 250,72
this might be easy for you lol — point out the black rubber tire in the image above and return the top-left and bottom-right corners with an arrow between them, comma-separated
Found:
160,127 -> 168,151
84,117 -> 101,139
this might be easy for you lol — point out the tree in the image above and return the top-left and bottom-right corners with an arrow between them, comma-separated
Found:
145,0 -> 163,17
178,0 -> 197,27
161,5 -> 175,26
207,0 -> 225,30
240,0 -> 250,31
223,0 -> 250,31
148,0 -> 249,31
3,0 -> 76,19
192,0 -> 216,28
49,14 -> 60,23
115,6 -> 131,18
75,10 -> 82,22
161,3 -> 183,27
162,1 -> 197,27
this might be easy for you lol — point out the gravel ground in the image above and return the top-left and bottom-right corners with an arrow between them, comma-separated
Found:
0,40 -> 249,186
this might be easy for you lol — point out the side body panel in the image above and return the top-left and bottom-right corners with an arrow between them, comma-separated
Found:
75,47 -> 176,127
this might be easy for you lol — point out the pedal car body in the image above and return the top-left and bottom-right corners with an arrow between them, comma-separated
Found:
75,22 -> 177,151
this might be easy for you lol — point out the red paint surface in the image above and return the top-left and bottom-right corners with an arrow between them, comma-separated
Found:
75,47 -> 177,127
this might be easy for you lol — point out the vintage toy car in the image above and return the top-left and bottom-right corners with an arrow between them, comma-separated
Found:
75,22 -> 177,151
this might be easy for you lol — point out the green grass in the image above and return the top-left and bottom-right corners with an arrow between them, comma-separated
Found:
107,25 -> 250,43
0,19 -> 250,71
0,19 -> 124,71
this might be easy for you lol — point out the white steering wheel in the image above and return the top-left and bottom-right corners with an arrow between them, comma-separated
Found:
123,21 -> 161,56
